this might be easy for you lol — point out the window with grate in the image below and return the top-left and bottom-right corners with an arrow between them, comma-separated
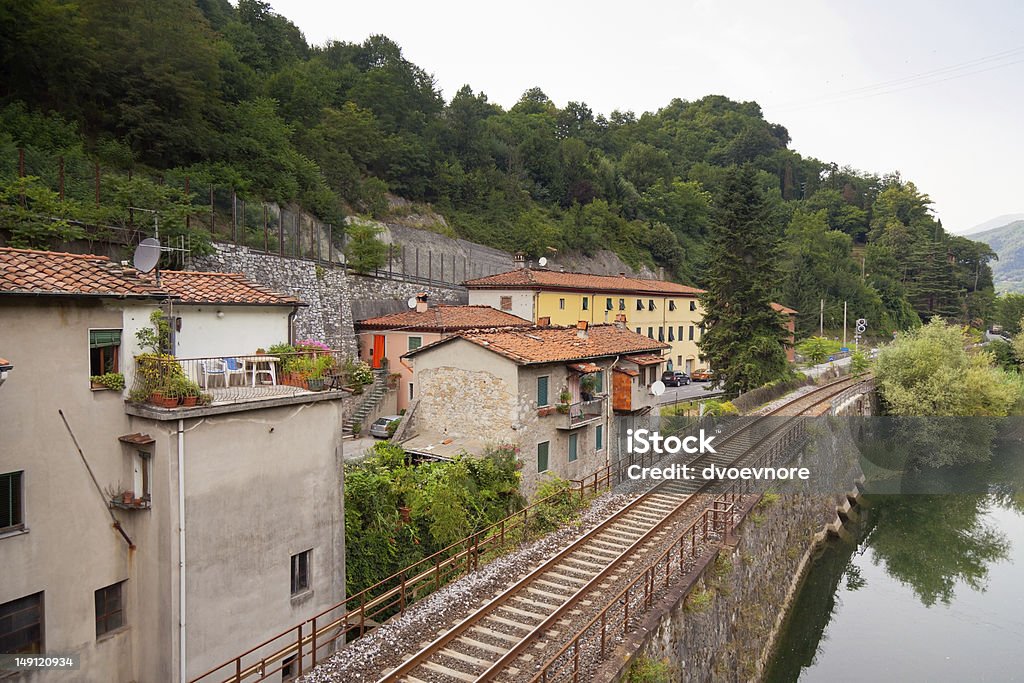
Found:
291,550 -> 312,595
95,582 -> 124,637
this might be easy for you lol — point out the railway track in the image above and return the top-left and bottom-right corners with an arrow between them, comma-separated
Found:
377,375 -> 867,683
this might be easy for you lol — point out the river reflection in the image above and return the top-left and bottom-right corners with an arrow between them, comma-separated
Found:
765,440 -> 1024,682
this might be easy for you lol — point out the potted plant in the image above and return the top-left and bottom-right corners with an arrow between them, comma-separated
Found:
580,374 -> 598,401
197,392 -> 214,406
175,377 -> 202,406
90,372 -> 125,391
557,389 -> 572,414
351,422 -> 362,437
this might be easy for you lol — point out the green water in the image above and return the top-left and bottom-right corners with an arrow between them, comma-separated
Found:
765,444 -> 1024,682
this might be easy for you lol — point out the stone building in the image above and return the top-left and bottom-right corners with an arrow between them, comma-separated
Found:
0,248 -> 345,682
402,323 -> 668,495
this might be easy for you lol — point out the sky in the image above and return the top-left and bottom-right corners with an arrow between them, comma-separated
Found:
270,0 -> 1024,234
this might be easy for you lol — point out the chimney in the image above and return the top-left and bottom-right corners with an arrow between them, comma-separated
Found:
576,320 -> 588,339
538,316 -> 551,327
614,313 -> 627,328
513,252 -> 526,268
415,292 -> 429,313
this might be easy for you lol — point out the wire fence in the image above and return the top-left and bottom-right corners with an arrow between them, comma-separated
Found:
2,148 -> 513,286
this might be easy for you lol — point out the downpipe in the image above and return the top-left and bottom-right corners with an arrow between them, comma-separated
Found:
178,418 -> 187,683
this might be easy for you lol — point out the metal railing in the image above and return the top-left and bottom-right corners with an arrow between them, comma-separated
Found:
567,397 -> 605,427
127,350 -> 356,408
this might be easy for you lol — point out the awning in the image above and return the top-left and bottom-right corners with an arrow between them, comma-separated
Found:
118,433 -> 155,445
614,367 -> 639,377
627,354 -> 665,366
567,362 -> 602,373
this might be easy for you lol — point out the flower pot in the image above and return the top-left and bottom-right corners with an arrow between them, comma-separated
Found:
181,395 -> 198,407
150,391 -> 165,405
160,396 -> 179,408
122,491 -> 133,504
307,378 -> 325,392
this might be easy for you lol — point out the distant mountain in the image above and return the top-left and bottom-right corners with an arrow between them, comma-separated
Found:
962,214 -> 1024,235
973,220 -> 1024,292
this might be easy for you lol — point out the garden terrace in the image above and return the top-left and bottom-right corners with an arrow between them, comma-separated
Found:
126,349 -> 359,411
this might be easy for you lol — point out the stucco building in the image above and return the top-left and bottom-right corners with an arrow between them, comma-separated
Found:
0,248 -> 345,682
402,323 -> 668,495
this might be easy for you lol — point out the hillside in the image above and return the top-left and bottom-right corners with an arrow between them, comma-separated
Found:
0,0 -> 997,335
963,214 -> 1024,235
972,220 -> 1024,292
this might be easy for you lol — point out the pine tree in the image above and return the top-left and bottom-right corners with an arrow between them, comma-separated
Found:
698,165 -> 790,394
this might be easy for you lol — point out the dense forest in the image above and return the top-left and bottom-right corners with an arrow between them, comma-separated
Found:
0,0 -> 998,335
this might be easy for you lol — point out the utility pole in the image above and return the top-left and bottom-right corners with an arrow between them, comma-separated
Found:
820,299 -> 824,336
843,301 -> 848,349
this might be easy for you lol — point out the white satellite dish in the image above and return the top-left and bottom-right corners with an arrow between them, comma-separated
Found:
407,297 -> 418,309
538,257 -> 548,267
132,238 -> 161,273
650,380 -> 666,396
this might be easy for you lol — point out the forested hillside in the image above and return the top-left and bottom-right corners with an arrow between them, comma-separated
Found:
972,220 -> 1024,292
0,0 -> 996,335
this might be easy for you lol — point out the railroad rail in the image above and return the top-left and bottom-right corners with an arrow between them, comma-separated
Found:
377,375 -> 867,683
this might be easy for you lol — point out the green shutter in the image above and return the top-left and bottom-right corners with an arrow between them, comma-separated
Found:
537,442 -> 549,472
568,433 -> 578,462
408,336 -> 422,351
537,376 -> 549,407
594,371 -> 603,393
596,425 -> 603,451
90,330 -> 121,349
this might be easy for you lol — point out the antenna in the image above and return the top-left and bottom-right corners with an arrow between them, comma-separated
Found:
132,238 -> 161,273
538,257 -> 548,267
407,297 -> 418,309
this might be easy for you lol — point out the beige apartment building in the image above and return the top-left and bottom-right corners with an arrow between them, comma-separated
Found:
0,248 -> 345,682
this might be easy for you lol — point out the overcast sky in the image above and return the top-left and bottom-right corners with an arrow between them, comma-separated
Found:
271,0 -> 1023,234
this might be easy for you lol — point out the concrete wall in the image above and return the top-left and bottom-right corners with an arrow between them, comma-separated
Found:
467,290 -> 535,323
122,302 -> 291,359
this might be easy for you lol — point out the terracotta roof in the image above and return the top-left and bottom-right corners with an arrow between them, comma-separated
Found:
142,271 -> 304,306
406,324 -> 669,365
614,367 -> 640,377
356,305 -> 532,331
627,354 -> 666,366
464,268 -> 704,296
567,362 -> 603,373
0,247 -> 166,298
771,302 -> 798,315
118,433 -> 155,445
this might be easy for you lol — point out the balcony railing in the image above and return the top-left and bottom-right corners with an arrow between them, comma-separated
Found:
567,396 -> 605,428
127,350 -> 358,408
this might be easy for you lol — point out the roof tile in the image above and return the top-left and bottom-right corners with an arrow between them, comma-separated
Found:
465,268 -> 704,296
356,305 -> 532,331
0,247 -> 165,298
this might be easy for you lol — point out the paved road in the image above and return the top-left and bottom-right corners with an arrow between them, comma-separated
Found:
657,381 -> 724,404
342,436 -> 380,461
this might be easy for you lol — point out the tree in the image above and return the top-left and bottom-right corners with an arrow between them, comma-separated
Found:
344,221 -> 388,273
698,165 -> 790,394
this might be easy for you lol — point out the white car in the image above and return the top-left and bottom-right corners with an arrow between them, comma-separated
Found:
369,415 -> 403,439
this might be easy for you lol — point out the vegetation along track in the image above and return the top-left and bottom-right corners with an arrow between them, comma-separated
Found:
378,375 -> 867,683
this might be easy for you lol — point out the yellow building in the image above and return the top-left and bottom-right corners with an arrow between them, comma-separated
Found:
465,267 -> 708,374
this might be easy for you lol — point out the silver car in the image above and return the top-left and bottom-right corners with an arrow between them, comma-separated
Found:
369,415 -> 403,439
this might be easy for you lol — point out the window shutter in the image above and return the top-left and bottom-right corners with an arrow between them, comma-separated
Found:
90,330 -> 122,348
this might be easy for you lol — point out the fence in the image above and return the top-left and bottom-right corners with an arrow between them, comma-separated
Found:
3,148 -> 512,286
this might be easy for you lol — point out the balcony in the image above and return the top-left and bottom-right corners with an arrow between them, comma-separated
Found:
560,396 -> 606,429
126,350 -> 361,415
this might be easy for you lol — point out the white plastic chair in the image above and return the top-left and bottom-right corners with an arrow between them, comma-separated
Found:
223,358 -> 246,386
201,359 -> 226,389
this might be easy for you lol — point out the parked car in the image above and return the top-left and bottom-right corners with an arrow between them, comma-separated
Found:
369,415 -> 403,439
661,371 -> 691,387
690,368 -> 714,382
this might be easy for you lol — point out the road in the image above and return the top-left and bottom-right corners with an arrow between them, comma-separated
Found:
657,381 -> 723,404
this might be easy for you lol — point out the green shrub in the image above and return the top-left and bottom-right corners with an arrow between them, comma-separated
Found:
90,372 -> 125,391
627,657 -> 672,683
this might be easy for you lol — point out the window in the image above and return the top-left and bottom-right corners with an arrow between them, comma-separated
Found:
647,327 -> 654,339
690,301 -> 697,311
568,433 -> 578,462
282,655 -> 298,682
669,300 -> 676,311
500,296 -> 512,311
592,371 -> 604,393
537,442 -> 550,472
95,582 -> 124,637
649,367 -> 658,385
89,329 -> 121,376
595,424 -> 604,451
678,326 -> 684,342
619,298 -> 625,311
606,298 -> 613,311
699,324 -> 705,339
408,382 -> 415,401
0,592 -> 42,654
132,451 -> 151,503
559,298 -> 566,310
0,471 -> 23,533
537,376 -> 550,407
636,299 -> 644,311
658,327 -> 665,342
689,326 -> 695,341
408,336 -> 422,351
678,355 -> 683,367
668,327 -> 675,342
648,299 -> 655,310
291,550 -> 312,595
636,327 -> 642,335
582,297 -> 589,310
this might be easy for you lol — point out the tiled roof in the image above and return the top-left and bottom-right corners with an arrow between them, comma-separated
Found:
464,268 -> 704,296
150,271 -> 304,306
407,324 -> 669,365
771,302 -> 798,315
356,305 -> 532,331
0,247 -> 166,298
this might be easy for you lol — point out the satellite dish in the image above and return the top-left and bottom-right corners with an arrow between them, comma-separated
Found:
132,238 -> 161,273
538,257 -> 548,267
650,380 -> 666,396
407,297 -> 418,309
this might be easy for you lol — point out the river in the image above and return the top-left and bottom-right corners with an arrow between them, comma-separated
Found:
766,440 -> 1024,682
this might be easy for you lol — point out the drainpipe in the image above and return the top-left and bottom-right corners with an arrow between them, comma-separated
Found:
178,418 -> 187,683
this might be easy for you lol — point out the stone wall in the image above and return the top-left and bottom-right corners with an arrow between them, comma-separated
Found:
192,243 -> 465,354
